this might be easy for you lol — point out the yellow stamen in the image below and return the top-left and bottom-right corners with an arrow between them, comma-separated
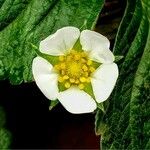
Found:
63,75 -> 69,80
65,82 -> 71,88
90,67 -> 95,72
69,78 -> 75,83
81,52 -> 87,57
54,65 -> 60,70
75,79 -> 80,84
81,58 -> 86,63
66,55 -> 72,61
61,70 -> 65,75
80,77 -> 86,83
74,54 -> 81,60
87,60 -> 92,66
78,84 -> 84,90
68,62 -> 81,76
82,65 -> 88,71
86,77 -> 91,83
54,51 -> 97,90
59,55 -> 65,61
84,72 -> 89,77
58,76 -> 64,83
60,63 -> 66,69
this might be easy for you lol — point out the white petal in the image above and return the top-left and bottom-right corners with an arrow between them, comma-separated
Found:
91,63 -> 118,103
80,30 -> 114,63
39,27 -> 80,56
89,48 -> 115,64
32,56 -> 59,100
57,87 -> 96,114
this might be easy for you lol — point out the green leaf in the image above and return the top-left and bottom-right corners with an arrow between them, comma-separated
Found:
0,107 -> 6,128
0,128 -> 11,149
95,0 -> 150,149
0,0 -> 104,84
0,106 -> 11,149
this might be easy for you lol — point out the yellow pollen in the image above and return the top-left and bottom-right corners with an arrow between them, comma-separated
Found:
87,77 -> 91,83
81,58 -> 86,63
54,51 -> 97,90
66,55 -> 72,61
81,52 -> 87,57
59,55 -> 65,61
65,82 -> 71,88
78,84 -> 85,90
54,65 -> 60,70
75,79 -> 80,84
68,62 -> 81,76
90,67 -> 95,72
82,65 -> 88,71
87,60 -> 92,65
69,78 -> 75,83
60,63 -> 66,69
80,77 -> 87,83
63,75 -> 69,80
58,76 -> 64,83
84,72 -> 89,77
61,70 -> 65,75
74,54 -> 81,60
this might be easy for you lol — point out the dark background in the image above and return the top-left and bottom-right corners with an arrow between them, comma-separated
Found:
0,0 -> 125,149
0,81 -> 99,149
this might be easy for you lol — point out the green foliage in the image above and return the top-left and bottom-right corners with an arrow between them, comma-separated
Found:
0,107 -> 11,149
0,0 -> 104,84
95,0 -> 150,149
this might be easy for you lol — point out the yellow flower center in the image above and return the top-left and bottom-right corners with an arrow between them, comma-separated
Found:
54,50 -> 96,90
68,62 -> 81,77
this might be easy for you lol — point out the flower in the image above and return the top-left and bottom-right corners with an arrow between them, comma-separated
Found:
32,27 -> 118,114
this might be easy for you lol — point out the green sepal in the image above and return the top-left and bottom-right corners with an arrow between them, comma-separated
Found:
83,82 -> 95,99
96,121 -> 110,137
97,102 -> 105,112
79,20 -> 88,31
49,100 -> 59,111
58,82 -> 66,92
83,82 -> 105,113
72,39 -> 83,52
114,55 -> 124,62
92,61 -> 101,69
30,43 -> 59,65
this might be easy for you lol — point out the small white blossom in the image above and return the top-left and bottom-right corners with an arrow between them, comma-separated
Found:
32,27 -> 118,114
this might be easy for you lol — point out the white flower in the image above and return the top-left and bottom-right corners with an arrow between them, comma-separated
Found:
32,27 -> 119,114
